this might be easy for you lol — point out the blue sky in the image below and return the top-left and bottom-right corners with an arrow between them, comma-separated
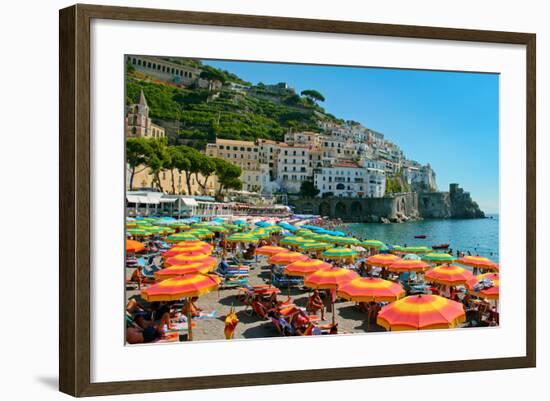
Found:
204,60 -> 499,213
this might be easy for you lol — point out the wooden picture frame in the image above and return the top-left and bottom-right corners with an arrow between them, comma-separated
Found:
59,3 -> 536,397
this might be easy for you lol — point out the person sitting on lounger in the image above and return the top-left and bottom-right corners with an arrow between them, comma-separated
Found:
290,309 -> 311,335
307,290 -> 325,320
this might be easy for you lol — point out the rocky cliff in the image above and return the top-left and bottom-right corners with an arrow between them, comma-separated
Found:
418,183 -> 484,219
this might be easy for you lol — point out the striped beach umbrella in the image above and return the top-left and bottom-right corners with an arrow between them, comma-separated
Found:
366,254 -> 401,267
332,237 -> 360,246
362,240 -> 386,249
387,259 -> 431,273
304,267 -> 359,290
304,267 -> 359,324
154,262 -> 212,280
457,256 -> 499,272
141,273 -> 220,341
165,254 -> 217,268
337,277 -> 405,303
425,265 -> 474,286
401,246 -> 432,254
268,252 -> 309,265
175,240 -> 211,248
126,239 -> 145,253
255,246 -> 290,256
162,245 -> 212,258
466,273 -> 499,300
127,228 -> 152,237
284,259 -> 332,277
141,273 -> 220,301
166,233 -> 199,243
321,247 -> 358,260
313,234 -> 339,243
279,236 -> 314,246
227,233 -> 259,243
422,253 -> 456,264
377,294 -> 466,331
297,242 -> 333,252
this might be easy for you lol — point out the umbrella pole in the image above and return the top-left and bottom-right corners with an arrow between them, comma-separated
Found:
187,298 -> 193,341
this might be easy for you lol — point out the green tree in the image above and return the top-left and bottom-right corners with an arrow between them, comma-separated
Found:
195,153 -> 216,195
145,138 -> 170,192
126,137 -> 152,190
299,181 -> 320,198
199,66 -> 226,84
300,89 -> 325,104
213,158 -> 242,196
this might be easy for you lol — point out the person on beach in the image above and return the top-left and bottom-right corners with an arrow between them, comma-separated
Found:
307,290 -> 326,320
182,297 -> 202,318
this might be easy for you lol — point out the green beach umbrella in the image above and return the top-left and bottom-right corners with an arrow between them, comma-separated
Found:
422,253 -> 455,264
298,242 -> 333,251
227,233 -> 259,243
166,233 -> 199,242
322,247 -> 358,259
332,237 -> 360,246
401,246 -> 432,254
362,239 -> 386,249
280,236 -> 315,246
127,228 -> 152,237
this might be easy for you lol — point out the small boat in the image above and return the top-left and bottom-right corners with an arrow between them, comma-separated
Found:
432,243 -> 450,249
414,235 -> 427,239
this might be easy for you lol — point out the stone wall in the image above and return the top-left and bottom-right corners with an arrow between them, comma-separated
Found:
290,183 -> 484,222
290,192 -> 419,223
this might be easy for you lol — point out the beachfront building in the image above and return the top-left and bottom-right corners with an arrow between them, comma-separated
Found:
314,160 -> 370,198
205,138 -> 270,193
276,145 -> 315,193
403,162 -> 437,192
126,55 -> 201,86
125,90 -> 166,139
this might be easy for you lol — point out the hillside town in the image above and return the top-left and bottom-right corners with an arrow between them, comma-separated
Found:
125,55 -> 437,201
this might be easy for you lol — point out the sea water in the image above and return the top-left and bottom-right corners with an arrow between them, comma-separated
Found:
341,214 -> 499,262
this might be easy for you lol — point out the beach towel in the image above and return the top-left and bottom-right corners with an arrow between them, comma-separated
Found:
193,311 -> 217,320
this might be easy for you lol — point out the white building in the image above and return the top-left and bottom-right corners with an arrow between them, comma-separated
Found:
314,161 -> 371,198
403,163 -> 437,192
276,145 -> 314,193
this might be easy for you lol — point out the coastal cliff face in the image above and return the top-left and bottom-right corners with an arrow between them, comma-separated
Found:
418,184 -> 485,219
290,183 -> 484,222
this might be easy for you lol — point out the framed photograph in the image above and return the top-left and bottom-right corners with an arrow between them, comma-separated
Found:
59,4 -> 536,397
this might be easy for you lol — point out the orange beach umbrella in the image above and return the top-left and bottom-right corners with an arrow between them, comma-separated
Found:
268,252 -> 309,265
377,294 -> 466,331
387,259 -> 431,273
337,277 -> 405,303
126,239 -> 145,253
162,245 -> 212,258
457,256 -> 499,272
425,265 -> 474,286
366,254 -> 401,267
304,267 -> 359,324
141,273 -> 220,341
153,262 -> 212,280
255,246 -> 290,256
284,259 -> 332,277
164,254 -> 217,268
141,273 -> 220,302
303,267 -> 359,290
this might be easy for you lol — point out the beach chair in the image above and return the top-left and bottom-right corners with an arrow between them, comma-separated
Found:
218,274 -> 249,289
